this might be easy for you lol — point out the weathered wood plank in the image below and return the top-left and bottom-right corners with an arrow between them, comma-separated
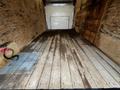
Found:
86,45 -> 120,84
65,34 -> 84,88
72,37 -> 111,88
70,38 -> 99,88
49,34 -> 61,89
60,34 -> 72,89
0,36 -> 43,89
13,36 -> 48,89
0,31 -> 120,89
80,45 -> 120,87
76,37 -> 119,87
92,46 -> 120,74
24,36 -> 53,89
37,35 -> 56,89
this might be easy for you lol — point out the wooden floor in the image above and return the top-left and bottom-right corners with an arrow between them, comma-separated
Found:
0,30 -> 120,89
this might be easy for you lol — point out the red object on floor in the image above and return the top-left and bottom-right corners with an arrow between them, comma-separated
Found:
0,48 -> 11,54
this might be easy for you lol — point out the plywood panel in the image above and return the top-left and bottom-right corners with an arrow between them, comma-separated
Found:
0,0 -> 46,51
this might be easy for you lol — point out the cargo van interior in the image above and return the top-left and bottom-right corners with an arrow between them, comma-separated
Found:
0,0 -> 120,89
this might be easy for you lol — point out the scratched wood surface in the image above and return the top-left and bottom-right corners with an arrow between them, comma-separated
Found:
0,30 -> 120,89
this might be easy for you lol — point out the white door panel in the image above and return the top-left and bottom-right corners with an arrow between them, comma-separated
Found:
51,16 -> 69,29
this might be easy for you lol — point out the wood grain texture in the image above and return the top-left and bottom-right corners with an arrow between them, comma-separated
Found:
0,30 -> 120,89
0,0 -> 46,51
